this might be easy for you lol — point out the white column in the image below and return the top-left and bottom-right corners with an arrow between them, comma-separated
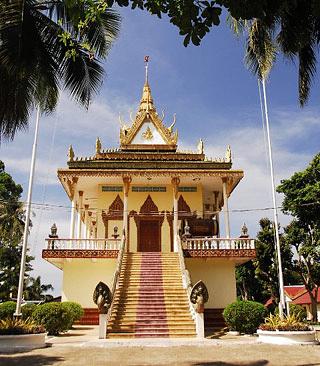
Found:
69,199 -> 76,239
87,212 -> 92,239
83,204 -> 89,239
222,178 -> 230,238
122,177 -> 131,247
77,191 -> 83,239
172,177 -> 180,252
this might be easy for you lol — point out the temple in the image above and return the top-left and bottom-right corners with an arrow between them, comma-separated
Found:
43,60 -> 256,338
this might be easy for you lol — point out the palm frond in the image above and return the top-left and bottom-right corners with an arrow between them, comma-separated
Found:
0,0 -> 121,140
62,49 -> 104,108
298,43 -> 317,106
246,19 -> 277,80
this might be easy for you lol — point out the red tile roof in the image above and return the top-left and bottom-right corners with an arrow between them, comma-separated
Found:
292,288 -> 320,305
284,285 -> 305,299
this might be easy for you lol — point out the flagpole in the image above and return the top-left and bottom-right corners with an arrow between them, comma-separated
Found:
14,105 -> 41,318
261,78 -> 286,318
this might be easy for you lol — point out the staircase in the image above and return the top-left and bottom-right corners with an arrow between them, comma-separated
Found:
107,252 -> 196,338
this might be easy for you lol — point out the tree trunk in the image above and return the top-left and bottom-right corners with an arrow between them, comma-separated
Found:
309,290 -> 318,322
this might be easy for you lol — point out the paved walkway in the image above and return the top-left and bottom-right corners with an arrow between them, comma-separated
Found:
0,326 -> 319,366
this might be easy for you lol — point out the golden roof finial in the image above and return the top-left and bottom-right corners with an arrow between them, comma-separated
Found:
225,145 -> 232,162
138,56 -> 156,113
96,137 -> 102,154
68,145 -> 75,162
197,139 -> 204,154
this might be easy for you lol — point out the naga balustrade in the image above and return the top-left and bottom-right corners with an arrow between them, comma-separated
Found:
176,235 -> 203,338
182,237 -> 255,251
45,238 -> 121,251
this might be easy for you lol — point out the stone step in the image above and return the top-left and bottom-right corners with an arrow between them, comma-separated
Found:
115,291 -> 186,296
111,306 -> 190,312
109,313 -> 193,323
109,328 -> 195,333
113,297 -> 189,303
107,332 -> 196,338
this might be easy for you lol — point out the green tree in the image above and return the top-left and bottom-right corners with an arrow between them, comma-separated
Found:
24,276 -> 54,301
0,161 -> 53,301
278,153 -> 320,321
236,218 -> 296,304
0,0 -> 121,140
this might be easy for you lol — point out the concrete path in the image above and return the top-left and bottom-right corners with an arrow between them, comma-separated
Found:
0,326 -> 319,366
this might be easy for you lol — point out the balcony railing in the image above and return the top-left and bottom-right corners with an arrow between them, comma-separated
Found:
182,237 -> 255,251
45,238 -> 121,251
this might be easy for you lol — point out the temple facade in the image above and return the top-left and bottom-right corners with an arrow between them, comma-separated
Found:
43,63 -> 256,338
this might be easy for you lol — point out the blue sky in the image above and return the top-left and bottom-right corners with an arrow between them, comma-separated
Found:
1,8 -> 319,294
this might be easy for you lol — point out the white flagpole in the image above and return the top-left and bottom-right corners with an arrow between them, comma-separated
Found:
261,78 -> 286,318
14,105 -> 41,317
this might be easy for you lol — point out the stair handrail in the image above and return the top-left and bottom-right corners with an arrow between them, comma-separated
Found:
107,233 -> 126,322
177,235 -> 206,338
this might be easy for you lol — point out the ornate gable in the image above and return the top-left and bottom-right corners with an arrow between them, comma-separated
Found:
178,195 -> 191,215
120,78 -> 178,151
140,195 -> 158,214
108,194 -> 123,215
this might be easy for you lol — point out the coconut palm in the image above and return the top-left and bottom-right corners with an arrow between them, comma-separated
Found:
0,0 -> 121,140
229,1 -> 319,106
24,275 -> 53,300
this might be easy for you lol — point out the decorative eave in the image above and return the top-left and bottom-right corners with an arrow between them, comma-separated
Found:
58,168 -> 243,200
93,151 -> 205,161
66,160 -> 233,170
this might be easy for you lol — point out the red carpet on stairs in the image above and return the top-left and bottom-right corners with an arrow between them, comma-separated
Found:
135,253 -> 169,337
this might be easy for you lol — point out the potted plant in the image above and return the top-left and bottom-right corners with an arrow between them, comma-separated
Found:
257,313 -> 317,345
0,318 -> 46,350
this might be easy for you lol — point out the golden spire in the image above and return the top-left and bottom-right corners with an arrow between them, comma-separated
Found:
138,56 -> 156,113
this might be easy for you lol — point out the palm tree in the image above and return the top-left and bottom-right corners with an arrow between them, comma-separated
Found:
229,1 -> 318,106
24,275 -> 53,300
0,0 -> 121,140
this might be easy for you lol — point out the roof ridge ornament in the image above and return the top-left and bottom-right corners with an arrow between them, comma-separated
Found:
138,56 -> 155,114
225,145 -> 232,163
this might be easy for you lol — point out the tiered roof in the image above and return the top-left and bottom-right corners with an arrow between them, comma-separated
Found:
66,70 -> 233,171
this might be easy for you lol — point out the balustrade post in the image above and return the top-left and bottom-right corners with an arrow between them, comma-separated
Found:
123,177 -> 131,250
222,178 -> 231,238
77,191 -> 83,239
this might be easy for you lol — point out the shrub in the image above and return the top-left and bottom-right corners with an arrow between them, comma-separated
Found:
0,301 -> 16,320
32,302 -> 72,335
61,302 -> 84,328
223,300 -> 267,334
275,303 -> 307,322
259,313 -> 310,331
21,303 -> 37,320
0,318 -> 45,335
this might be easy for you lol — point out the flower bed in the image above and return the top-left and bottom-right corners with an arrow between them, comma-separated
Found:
0,318 -> 46,350
257,329 -> 317,345
257,313 -> 318,345
0,333 -> 46,350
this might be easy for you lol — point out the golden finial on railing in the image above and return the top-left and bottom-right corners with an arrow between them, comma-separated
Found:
225,145 -> 232,162
197,139 -> 204,154
96,137 -> 102,154
68,145 -> 75,162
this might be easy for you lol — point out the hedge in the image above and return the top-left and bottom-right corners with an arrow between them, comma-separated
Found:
0,301 -> 16,320
32,302 -> 73,335
223,300 -> 267,334
61,302 -> 84,328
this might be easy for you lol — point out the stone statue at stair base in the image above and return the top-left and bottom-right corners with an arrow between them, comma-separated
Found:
93,282 -> 112,339
190,281 -> 209,338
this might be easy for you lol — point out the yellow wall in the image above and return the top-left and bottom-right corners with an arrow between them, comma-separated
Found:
96,184 -> 203,252
185,258 -> 236,308
62,259 -> 117,307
